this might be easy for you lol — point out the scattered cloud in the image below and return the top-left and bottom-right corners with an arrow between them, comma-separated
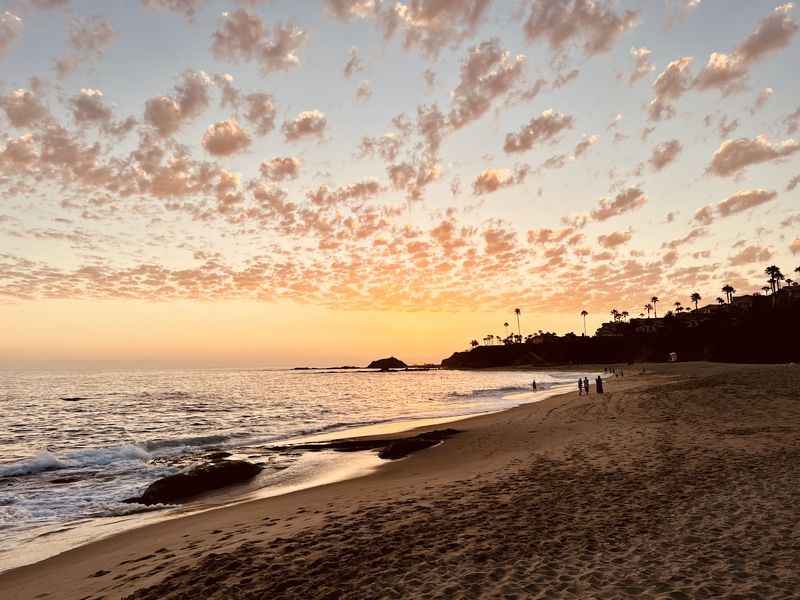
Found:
202,118 -> 251,156
629,46 -> 655,84
0,11 -> 22,59
503,109 -> 573,153
707,135 -> 800,177
56,16 -> 116,78
343,47 -> 364,78
694,189 -> 778,224
648,139 -> 682,171
522,0 -> 639,58
472,165 -> 528,195
259,156 -> 301,182
590,187 -> 647,221
282,110 -> 327,142
597,230 -> 632,248
355,80 -> 372,102
647,56 -> 693,121
729,244 -> 772,266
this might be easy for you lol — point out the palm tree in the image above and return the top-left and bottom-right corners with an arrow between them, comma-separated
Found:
514,308 -> 522,338
580,310 -> 588,336
470,339 -> 479,349
674,301 -> 682,311
761,285 -> 771,296
722,285 -> 735,303
765,265 -> 784,293
610,308 -> 620,322
644,303 -> 653,318
690,292 -> 701,310
716,297 -> 725,305
651,296 -> 659,317
621,310 -> 629,321
503,322 -> 509,339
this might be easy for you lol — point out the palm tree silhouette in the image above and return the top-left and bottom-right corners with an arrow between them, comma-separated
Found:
514,308 -> 521,338
761,285 -> 771,296
716,297 -> 725,305
644,303 -> 653,318
651,296 -> 659,317
690,292 -> 701,310
722,285 -> 735,303
765,265 -> 784,293
580,310 -> 588,336
470,339 -> 479,349
621,310 -> 629,321
503,322 -> 509,339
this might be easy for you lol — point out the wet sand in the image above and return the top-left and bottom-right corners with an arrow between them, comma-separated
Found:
2,362 -> 800,599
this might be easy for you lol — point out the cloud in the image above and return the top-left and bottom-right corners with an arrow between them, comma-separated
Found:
343,47 -> 364,78
282,110 -> 327,142
694,189 -> 778,224
729,245 -> 772,266
324,0 -> 376,21
212,10 -> 307,73
648,139 -> 682,171
358,132 -> 404,163
69,89 -> 113,125
0,133 -> 37,165
787,174 -> 800,191
144,70 -> 212,136
448,38 -> 526,130
472,165 -> 528,195
355,80 -> 372,102
573,134 -> 598,157
202,119 -> 251,156
307,178 -> 382,206
590,187 -> 647,221
0,88 -> 48,128
242,92 -> 276,135
522,0 -> 639,57
718,116 -> 739,139
647,56 -> 693,121
141,0 -> 205,20
503,109 -> 573,153
259,157 -> 301,182
785,107 -> 800,135
693,4 -> 798,94
629,46 -> 655,84
55,16 -> 116,78
0,11 -> 22,59
751,87 -> 773,114
707,135 -> 800,177
597,230 -> 632,248
791,239 -> 800,255
380,0 -> 492,59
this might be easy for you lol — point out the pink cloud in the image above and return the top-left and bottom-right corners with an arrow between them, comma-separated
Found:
647,57 -> 693,121
0,88 -> 48,127
694,189 -> 778,224
141,0 -> 205,20
629,46 -> 654,84
648,139 -> 682,171
0,11 -> 22,59
522,0 -> 639,57
597,230 -> 632,248
503,109 -> 573,153
55,16 -> 116,79
282,110 -> 327,142
201,119 -> 251,156
729,245 -> 772,266
260,157 -> 301,182
144,70 -> 212,136
590,187 -> 647,221
707,135 -> 800,177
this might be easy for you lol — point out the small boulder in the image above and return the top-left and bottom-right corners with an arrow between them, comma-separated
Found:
367,356 -> 408,370
125,460 -> 262,505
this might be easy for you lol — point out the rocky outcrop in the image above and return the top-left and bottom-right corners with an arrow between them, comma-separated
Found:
367,356 -> 407,370
125,460 -> 263,505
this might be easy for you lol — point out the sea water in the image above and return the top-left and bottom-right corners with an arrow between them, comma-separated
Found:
0,367 -> 591,570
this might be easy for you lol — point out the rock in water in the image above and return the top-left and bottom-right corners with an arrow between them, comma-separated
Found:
125,460 -> 263,505
367,356 -> 408,370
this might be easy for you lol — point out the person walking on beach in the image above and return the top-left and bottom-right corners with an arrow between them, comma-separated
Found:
578,378 -> 583,395
531,380 -> 537,391
584,377 -> 590,395
596,376 -> 604,394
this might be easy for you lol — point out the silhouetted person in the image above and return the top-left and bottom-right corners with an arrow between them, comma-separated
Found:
596,376 -> 604,394
578,378 -> 583,395
584,377 -> 590,394
531,380 -> 537,391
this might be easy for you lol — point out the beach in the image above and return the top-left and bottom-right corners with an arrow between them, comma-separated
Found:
2,362 -> 800,599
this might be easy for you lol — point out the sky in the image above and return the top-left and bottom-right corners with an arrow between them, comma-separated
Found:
0,0 -> 798,367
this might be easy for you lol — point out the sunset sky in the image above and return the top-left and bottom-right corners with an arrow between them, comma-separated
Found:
1,0 -> 799,366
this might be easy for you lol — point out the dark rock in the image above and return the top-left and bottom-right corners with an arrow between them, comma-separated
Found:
378,429 -> 460,460
124,460 -> 263,505
367,356 -> 408,370
61,397 -> 88,401
204,451 -> 232,461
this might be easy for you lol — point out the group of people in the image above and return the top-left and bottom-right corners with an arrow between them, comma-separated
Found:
578,375 -> 604,395
604,367 -> 623,377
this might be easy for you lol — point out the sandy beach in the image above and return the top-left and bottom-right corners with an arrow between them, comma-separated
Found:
3,362 -> 800,599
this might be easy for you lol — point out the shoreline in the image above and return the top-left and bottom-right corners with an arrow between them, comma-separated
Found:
0,377 -> 584,574
4,362 -> 798,599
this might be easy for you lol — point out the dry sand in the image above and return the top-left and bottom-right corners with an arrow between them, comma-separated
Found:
2,362 -> 800,599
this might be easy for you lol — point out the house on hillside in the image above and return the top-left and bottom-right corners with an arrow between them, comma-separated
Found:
595,321 -> 628,336
629,317 -> 664,334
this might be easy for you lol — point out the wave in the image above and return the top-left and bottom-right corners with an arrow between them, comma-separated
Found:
0,445 -> 151,478
447,385 -> 533,398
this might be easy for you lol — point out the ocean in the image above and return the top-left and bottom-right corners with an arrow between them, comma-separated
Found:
0,367 -> 591,571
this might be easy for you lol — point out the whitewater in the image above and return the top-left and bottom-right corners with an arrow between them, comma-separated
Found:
0,366 -> 593,570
